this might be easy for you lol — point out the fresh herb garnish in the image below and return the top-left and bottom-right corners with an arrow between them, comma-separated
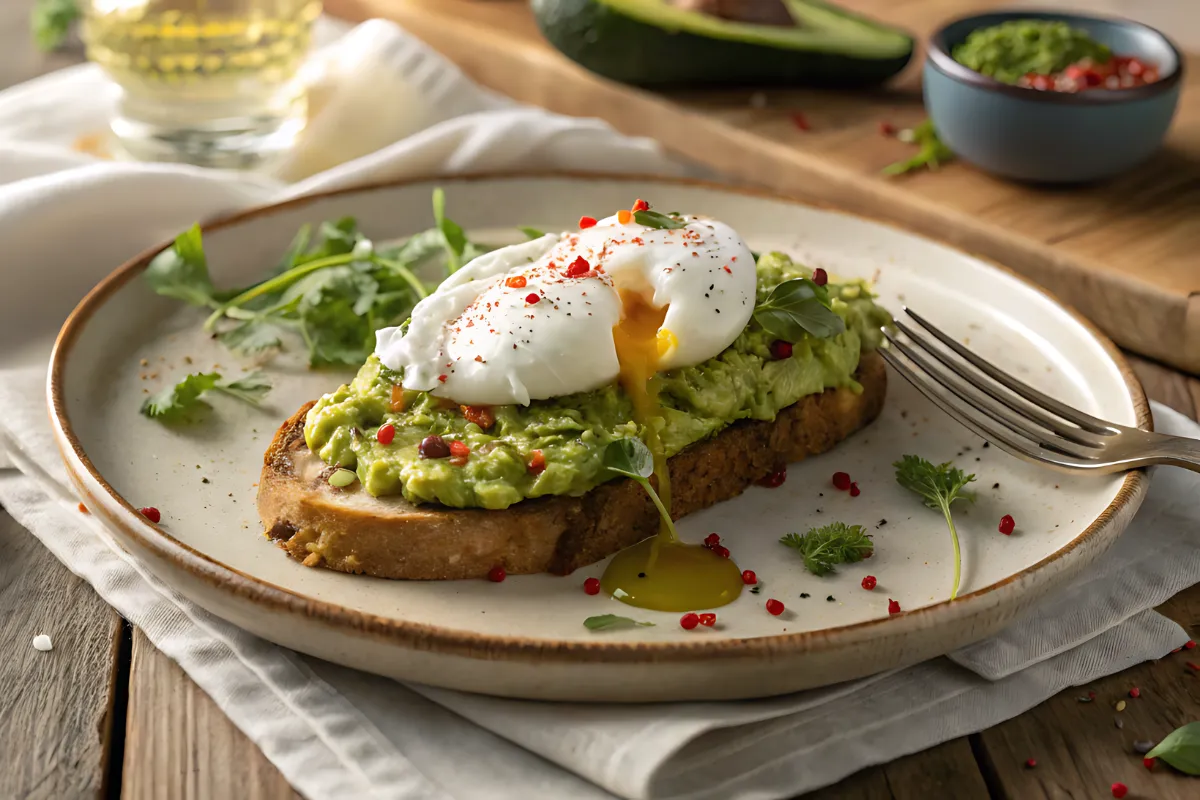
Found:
141,371 -> 271,421
1146,722 -> 1200,775
780,522 -> 873,576
518,226 -> 546,240
32,0 -> 79,51
603,438 -> 675,539
754,277 -> 845,342
894,455 -> 976,599
584,614 -> 656,631
883,120 -> 955,176
146,189 -> 478,368
633,210 -> 686,230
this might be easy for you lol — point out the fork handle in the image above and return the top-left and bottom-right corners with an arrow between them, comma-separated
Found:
1151,434 -> 1200,472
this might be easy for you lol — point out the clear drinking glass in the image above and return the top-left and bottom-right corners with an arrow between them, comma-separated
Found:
82,0 -> 323,169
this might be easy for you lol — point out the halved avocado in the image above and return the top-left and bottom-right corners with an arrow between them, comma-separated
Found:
531,0 -> 914,88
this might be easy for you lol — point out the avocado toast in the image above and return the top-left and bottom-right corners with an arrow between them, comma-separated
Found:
256,204 -> 890,581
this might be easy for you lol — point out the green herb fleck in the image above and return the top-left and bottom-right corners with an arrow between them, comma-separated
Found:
754,277 -> 845,342
633,210 -> 686,230
894,455 -> 976,599
584,614 -> 655,631
780,522 -> 874,576
141,371 -> 271,421
518,226 -> 546,240
143,225 -> 218,309
603,438 -> 676,539
32,0 -> 79,52
883,120 -> 954,176
1146,721 -> 1200,775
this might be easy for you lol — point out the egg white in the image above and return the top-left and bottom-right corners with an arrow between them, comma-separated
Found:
375,214 -> 756,406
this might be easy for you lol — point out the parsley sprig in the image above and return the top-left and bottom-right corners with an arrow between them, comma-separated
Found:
32,0 -> 79,52
583,614 -> 655,631
883,120 -> 955,176
633,210 -> 686,230
780,522 -> 874,576
145,189 -> 484,368
754,277 -> 846,342
894,455 -> 976,599
141,371 -> 271,421
604,438 -> 676,539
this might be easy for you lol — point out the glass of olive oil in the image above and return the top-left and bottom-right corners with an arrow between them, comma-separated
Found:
82,0 -> 322,169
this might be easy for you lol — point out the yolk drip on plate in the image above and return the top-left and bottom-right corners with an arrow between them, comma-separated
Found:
600,290 -> 745,612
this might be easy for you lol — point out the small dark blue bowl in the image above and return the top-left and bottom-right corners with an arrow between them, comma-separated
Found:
924,10 -> 1184,183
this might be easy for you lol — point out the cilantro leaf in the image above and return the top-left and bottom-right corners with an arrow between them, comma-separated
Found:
603,438 -> 675,539
754,278 -> 845,342
432,188 -> 468,273
144,225 -> 218,308
1146,722 -> 1200,775
883,120 -> 955,176
583,614 -> 655,631
141,371 -> 271,421
217,319 -> 285,355
894,455 -> 976,599
780,522 -> 874,576
518,226 -> 546,240
633,210 -> 686,230
32,0 -> 79,51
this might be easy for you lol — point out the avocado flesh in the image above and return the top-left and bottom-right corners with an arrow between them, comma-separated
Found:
532,0 -> 914,87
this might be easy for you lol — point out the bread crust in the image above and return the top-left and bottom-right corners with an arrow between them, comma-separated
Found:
257,351 -> 886,579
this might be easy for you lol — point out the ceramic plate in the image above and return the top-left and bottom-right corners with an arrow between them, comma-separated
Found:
48,175 -> 1149,701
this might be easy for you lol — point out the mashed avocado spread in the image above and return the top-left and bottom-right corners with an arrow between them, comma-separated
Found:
953,19 -> 1110,85
304,252 -> 890,509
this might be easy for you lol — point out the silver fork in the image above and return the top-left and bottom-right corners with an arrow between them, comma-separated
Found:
878,308 -> 1200,474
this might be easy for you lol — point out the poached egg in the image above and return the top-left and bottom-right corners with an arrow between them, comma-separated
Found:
375,212 -> 756,406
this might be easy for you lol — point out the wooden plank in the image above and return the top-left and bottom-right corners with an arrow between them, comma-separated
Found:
121,628 -> 301,800
0,511 -> 123,799
325,0 -> 1200,374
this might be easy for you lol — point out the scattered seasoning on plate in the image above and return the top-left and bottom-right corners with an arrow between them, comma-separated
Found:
583,577 -> 600,595
698,613 -> 717,627
487,565 -> 506,583
799,592 -> 810,599
832,472 -> 852,491
861,576 -> 877,591
826,595 -> 836,602
32,634 -> 52,652
77,503 -> 88,514
1133,740 -> 1155,755
888,599 -> 901,615
791,112 -> 810,131
766,599 -> 785,616
1128,687 -> 1141,698
1024,758 -> 1037,769
680,612 -> 700,630
138,506 -> 161,523
1115,700 -> 1127,712
998,514 -> 1016,535
1111,782 -> 1128,798
849,482 -> 861,497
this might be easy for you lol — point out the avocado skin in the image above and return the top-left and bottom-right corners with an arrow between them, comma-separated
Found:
532,0 -> 914,88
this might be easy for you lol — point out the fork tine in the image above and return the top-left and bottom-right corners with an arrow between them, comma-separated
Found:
904,308 -> 1115,435
883,330 -> 1100,460
891,319 -> 1106,448
879,347 -> 1104,472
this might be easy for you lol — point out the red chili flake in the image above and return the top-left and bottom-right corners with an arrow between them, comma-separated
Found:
741,570 -> 757,585
811,267 -> 828,286
461,405 -> 495,431
765,598 -> 785,616
722,265 -> 732,274
1143,757 -> 1156,770
1025,758 -> 1037,769
862,575 -> 877,591
791,112 -> 810,131
437,374 -> 448,383
583,577 -> 601,595
578,216 -> 597,229
1186,640 -> 1197,650
506,275 -> 527,289
698,613 -> 717,627
998,514 -> 1016,535
448,441 -> 470,467
487,565 -> 506,583
832,472 -> 852,491
704,533 -> 721,547
419,435 -> 451,459
139,506 -> 161,524
1129,687 -> 1140,698
712,545 -> 731,559
888,599 -> 901,615
849,482 -> 861,497
566,256 -> 590,278
525,293 -> 541,305
1111,782 -> 1127,799
77,503 -> 89,514
769,340 -> 793,360
528,449 -> 546,475
617,209 -> 633,224
376,423 -> 395,445
879,121 -> 897,137
631,198 -> 649,212
1188,661 -> 1200,671
1089,690 -> 1097,699
680,612 -> 700,630
757,466 -> 787,488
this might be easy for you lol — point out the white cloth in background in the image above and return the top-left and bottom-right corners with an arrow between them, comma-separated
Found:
0,18 -> 1197,800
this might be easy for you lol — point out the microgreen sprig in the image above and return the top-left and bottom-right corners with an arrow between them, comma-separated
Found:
754,277 -> 845,342
604,438 -> 675,539
882,120 -> 955,176
633,209 -> 686,230
894,455 -> 976,599
780,522 -> 874,576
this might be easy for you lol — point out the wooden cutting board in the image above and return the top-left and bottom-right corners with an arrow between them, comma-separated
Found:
326,0 -> 1200,374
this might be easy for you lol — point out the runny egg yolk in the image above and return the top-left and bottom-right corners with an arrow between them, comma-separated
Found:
600,291 -> 745,612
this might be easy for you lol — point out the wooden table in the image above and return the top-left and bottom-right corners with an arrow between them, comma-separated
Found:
1,3 -> 1197,798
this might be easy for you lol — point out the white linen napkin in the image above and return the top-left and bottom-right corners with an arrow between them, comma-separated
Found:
1,18 -> 1197,800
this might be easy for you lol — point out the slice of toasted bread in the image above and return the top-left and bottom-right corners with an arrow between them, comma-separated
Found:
257,351 -> 886,580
